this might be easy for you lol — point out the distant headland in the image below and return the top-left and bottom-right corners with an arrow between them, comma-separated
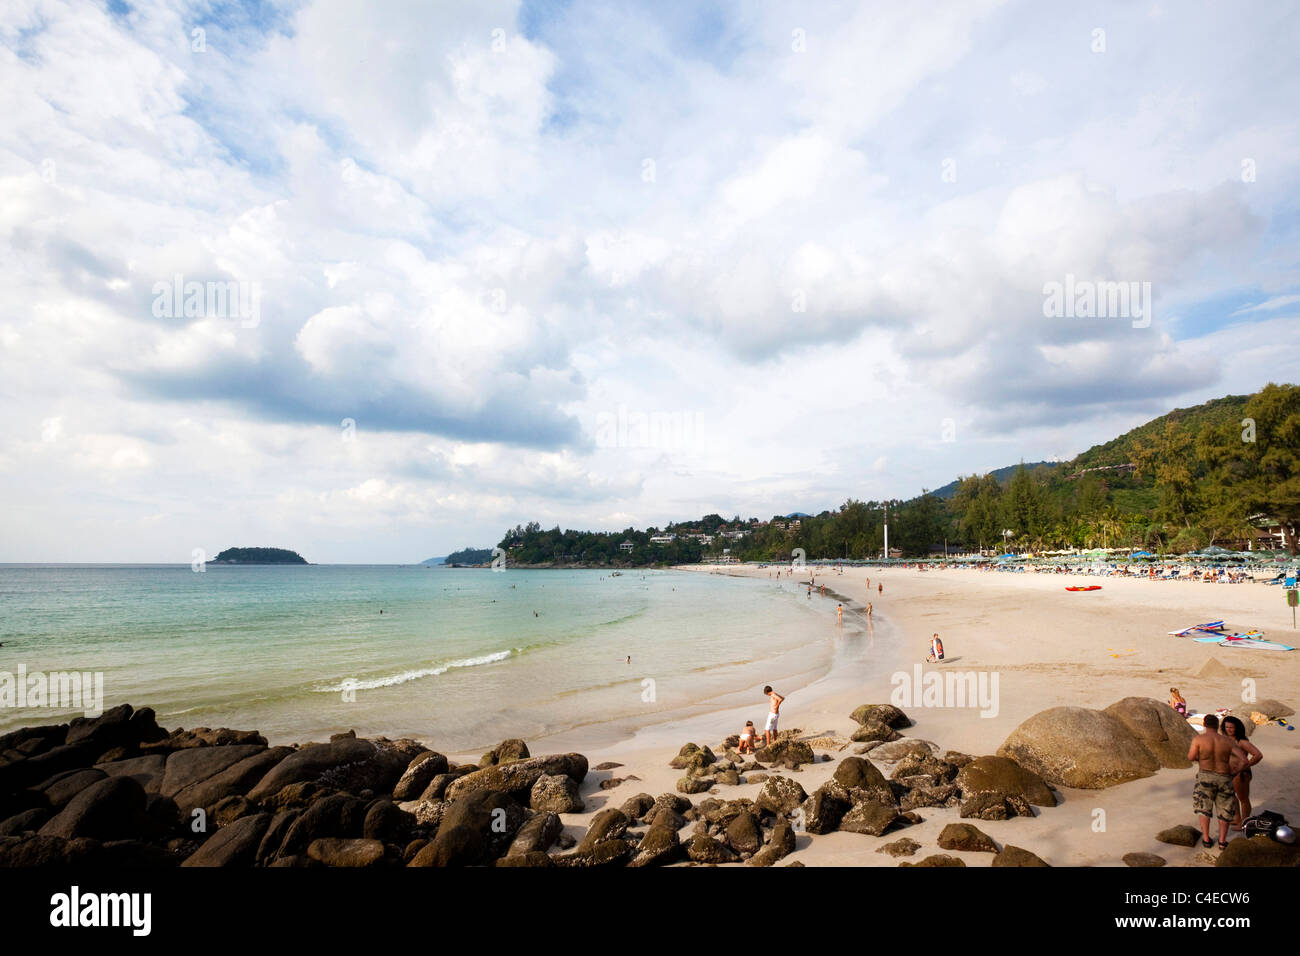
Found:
210,547 -> 308,565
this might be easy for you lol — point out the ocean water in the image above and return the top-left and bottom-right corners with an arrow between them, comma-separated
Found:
0,565 -> 857,752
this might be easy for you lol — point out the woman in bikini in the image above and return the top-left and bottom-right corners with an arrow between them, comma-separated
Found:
1169,687 -> 1187,717
1220,715 -> 1262,829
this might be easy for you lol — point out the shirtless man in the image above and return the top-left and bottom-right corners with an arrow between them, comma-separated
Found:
1188,714 -> 1246,850
762,685 -> 784,746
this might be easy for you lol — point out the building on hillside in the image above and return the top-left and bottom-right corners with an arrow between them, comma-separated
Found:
619,540 -> 634,552
649,534 -> 676,544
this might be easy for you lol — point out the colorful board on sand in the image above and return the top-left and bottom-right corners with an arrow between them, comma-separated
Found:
1193,631 -> 1263,643
1066,586 -> 1102,591
1217,637 -> 1294,652
1169,621 -> 1225,636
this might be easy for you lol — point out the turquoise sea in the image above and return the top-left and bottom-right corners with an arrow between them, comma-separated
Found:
0,565 -> 854,752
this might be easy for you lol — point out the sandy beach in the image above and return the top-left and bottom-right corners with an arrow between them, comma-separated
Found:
482,564 -> 1300,866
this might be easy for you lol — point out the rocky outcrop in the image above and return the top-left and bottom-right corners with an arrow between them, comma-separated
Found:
850,704 -> 912,728
443,753 -> 588,803
754,777 -> 807,816
997,707 -> 1160,788
1215,836 -> 1300,867
956,755 -> 1056,807
1103,698 -> 1196,769
531,774 -> 584,813
937,823 -> 998,853
1156,825 -> 1201,848
992,845 -> 1049,867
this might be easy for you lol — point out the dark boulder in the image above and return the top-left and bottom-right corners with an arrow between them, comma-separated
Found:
747,818 -> 796,867
688,831 -> 739,864
1156,825 -> 1201,848
276,793 -> 368,857
850,704 -> 912,728
38,776 -> 147,841
39,768 -> 107,808
619,793 -> 656,821
418,766 -> 476,802
937,822 -> 998,853
362,799 -> 414,844
577,808 -> 629,852
181,813 -> 271,867
992,845 -> 1050,867
833,757 -> 890,793
956,755 -> 1057,807
443,753 -> 588,803
480,739 -> 530,767
160,745 -> 266,799
801,787 -> 849,835
628,818 -> 682,867
506,811 -> 563,857
839,798 -> 901,837
0,807 -> 50,836
391,751 -> 448,800
755,776 -> 807,816
245,737 -> 379,801
307,837 -> 385,867
1215,836 -> 1300,867
724,811 -> 763,855
171,746 -> 292,812
531,773 -> 584,813
97,754 -> 166,793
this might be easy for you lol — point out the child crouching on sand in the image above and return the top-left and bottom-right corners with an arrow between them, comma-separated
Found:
738,720 -> 758,753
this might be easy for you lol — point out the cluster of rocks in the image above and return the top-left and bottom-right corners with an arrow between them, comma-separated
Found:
11,697 -> 1284,868
997,697 -> 1198,789
0,705 -> 594,867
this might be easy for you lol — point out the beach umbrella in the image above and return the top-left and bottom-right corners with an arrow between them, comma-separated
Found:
1130,550 -> 1155,558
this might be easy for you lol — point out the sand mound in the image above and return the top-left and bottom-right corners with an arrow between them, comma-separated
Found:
1190,656 -> 1233,679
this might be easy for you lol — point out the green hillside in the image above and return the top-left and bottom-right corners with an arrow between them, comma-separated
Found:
497,384 -> 1298,561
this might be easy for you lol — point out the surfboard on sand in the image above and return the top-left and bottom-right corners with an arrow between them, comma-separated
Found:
1217,637 -> 1294,652
1192,630 -> 1263,643
1169,621 -> 1225,636
1066,586 -> 1101,591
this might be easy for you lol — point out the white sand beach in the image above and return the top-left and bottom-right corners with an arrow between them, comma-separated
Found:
475,565 -> 1300,866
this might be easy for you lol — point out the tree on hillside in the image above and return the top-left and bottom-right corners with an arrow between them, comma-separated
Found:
1198,383 -> 1300,553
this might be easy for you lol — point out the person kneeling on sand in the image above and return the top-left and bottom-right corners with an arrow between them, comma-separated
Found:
1189,714 -> 1245,850
738,720 -> 758,754
763,685 -> 784,746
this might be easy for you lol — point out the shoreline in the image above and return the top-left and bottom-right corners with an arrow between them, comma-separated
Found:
3,563 -> 1296,867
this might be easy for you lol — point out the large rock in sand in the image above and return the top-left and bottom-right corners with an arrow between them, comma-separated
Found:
1103,697 -> 1195,768
997,707 -> 1159,789
443,753 -> 588,803
956,755 -> 1056,807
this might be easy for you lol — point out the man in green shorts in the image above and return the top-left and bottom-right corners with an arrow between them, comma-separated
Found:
1188,714 -> 1245,850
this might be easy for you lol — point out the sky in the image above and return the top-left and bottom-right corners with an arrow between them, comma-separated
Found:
2,0 -> 1299,563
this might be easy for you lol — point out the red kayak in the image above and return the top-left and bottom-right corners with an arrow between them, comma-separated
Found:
1066,586 -> 1102,591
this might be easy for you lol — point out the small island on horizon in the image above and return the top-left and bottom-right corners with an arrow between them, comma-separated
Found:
211,547 -> 308,565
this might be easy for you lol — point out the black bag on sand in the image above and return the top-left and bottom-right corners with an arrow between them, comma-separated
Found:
1241,810 -> 1287,840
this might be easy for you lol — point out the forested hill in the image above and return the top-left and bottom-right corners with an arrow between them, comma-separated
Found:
497,384 -> 1298,561
211,547 -> 307,564
931,462 -> 1053,500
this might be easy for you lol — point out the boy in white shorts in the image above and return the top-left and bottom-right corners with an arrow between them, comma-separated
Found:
762,685 -> 784,746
